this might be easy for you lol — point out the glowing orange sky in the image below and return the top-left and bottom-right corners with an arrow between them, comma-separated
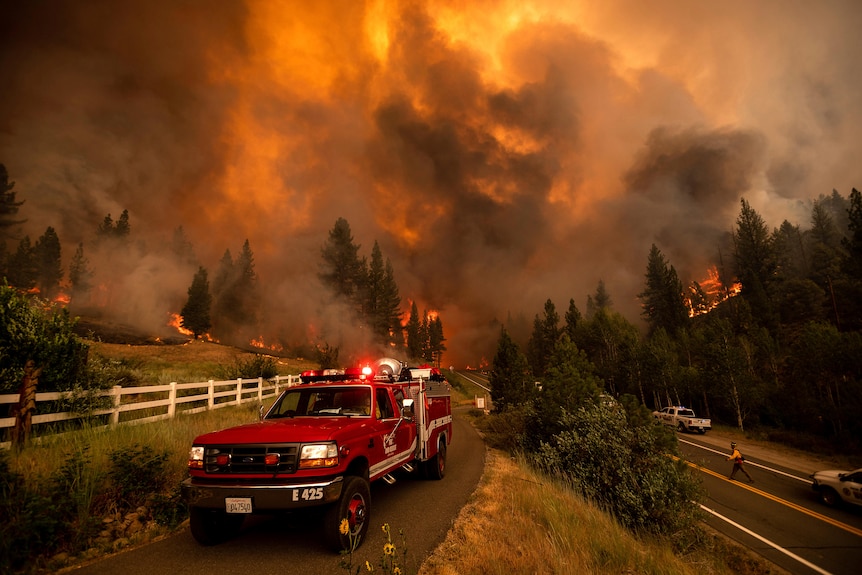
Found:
2,0 -> 861,365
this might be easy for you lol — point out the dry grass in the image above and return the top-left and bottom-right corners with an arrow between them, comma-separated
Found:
87,339 -> 318,383
419,450 -> 783,575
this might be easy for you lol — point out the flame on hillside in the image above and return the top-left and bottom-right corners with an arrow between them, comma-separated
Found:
167,313 -> 193,336
686,266 -> 742,317
251,335 -> 284,353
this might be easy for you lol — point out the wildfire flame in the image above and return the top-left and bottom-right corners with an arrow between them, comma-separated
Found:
686,266 -> 742,317
167,313 -> 194,336
250,335 -> 284,353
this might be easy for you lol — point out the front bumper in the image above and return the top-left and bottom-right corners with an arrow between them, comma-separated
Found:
181,475 -> 344,511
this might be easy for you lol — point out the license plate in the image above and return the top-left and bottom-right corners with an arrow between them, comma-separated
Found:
225,497 -> 252,514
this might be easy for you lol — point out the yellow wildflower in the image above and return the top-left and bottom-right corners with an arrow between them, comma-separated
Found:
339,519 -> 349,535
393,568 -> 402,575
365,560 -> 374,571
383,542 -> 396,556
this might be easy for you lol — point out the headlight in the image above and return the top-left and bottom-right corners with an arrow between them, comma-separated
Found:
188,446 -> 205,469
299,443 -> 339,469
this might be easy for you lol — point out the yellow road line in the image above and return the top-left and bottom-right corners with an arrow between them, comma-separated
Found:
675,456 -> 862,539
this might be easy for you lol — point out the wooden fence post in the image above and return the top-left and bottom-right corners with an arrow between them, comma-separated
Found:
168,382 -> 177,418
208,380 -> 214,409
110,386 -> 122,426
11,360 -> 41,447
235,378 -> 242,405
258,377 -> 263,402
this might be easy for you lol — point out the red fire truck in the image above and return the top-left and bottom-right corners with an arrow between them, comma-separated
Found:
181,357 -> 453,550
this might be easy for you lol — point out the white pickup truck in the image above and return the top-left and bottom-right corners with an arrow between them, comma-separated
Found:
652,406 -> 711,434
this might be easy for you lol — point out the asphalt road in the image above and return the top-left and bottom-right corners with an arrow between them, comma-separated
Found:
66,408 -> 486,575
677,432 -> 862,575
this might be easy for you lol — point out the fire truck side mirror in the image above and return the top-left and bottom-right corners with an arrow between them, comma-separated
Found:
401,398 -> 415,421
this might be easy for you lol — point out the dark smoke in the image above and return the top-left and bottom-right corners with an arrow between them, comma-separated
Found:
1,1 -> 861,366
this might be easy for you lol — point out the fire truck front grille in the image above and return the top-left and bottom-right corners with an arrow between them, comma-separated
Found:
203,444 -> 299,474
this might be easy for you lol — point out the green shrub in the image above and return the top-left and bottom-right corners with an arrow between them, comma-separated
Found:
107,443 -> 168,510
215,354 -> 278,380
0,452 -> 64,573
0,284 -> 89,394
532,402 -> 703,537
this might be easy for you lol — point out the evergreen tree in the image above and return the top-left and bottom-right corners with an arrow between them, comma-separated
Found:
68,242 -> 92,300
587,280 -> 612,317
6,236 -> 36,289
405,301 -> 423,359
380,259 -> 403,347
33,227 -> 62,298
115,209 -> 131,238
365,242 -> 387,340
0,164 -> 25,238
211,242 -> 261,336
489,327 -> 534,412
428,315 -> 446,367
181,267 -> 213,339
526,334 -> 604,448
526,298 -> 560,378
563,298 -> 582,343
96,213 -> 115,239
232,239 -> 259,327
733,198 -> 777,328
842,188 -> 862,278
638,244 -> 688,336
319,217 -> 363,302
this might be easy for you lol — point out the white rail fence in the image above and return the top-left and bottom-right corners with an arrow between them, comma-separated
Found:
0,374 -> 302,450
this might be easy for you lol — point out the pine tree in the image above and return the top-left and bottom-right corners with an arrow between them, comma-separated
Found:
733,198 -> 777,328
365,241 -> 386,340
428,315 -> 446,367
638,244 -> 688,335
489,327 -> 534,412
115,209 -> 131,238
33,226 -> 62,298
380,258 -> 403,347
68,242 -> 92,300
406,301 -> 422,359
181,267 -> 213,339
526,298 -> 560,378
7,236 -> 36,289
564,298 -> 581,343
320,217 -> 363,301
0,164 -> 25,238
842,188 -> 862,278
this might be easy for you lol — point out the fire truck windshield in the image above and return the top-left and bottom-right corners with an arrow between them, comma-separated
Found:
267,386 -> 372,418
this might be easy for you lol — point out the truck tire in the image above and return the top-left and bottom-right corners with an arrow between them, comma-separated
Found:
189,507 -> 245,545
677,422 -> 686,433
424,437 -> 447,480
324,476 -> 370,551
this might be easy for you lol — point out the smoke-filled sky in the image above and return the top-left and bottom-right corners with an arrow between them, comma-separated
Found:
2,0 -> 861,366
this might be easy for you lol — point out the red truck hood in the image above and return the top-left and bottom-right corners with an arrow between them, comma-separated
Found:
194,417 -> 371,445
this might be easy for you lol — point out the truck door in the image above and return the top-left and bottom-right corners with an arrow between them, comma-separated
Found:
372,387 -> 416,475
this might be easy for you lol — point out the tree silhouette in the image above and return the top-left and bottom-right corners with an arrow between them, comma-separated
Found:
0,164 -> 25,238
181,267 -> 212,339
34,227 -> 62,299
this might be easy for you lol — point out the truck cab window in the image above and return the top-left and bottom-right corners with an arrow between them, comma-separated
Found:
376,389 -> 395,419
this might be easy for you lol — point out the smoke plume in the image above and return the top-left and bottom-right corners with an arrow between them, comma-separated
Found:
2,0 -> 860,365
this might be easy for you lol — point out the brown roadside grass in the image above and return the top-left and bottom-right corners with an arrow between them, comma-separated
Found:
419,450 -> 785,575
87,338 -> 318,383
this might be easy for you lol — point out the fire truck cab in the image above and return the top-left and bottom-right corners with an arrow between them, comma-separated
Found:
181,357 -> 452,551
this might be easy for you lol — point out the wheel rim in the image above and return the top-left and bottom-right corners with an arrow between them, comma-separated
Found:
347,494 -> 367,535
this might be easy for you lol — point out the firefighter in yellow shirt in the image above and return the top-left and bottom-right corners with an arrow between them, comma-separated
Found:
727,442 -> 754,483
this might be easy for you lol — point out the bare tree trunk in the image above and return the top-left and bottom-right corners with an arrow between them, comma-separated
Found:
12,360 -> 42,448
